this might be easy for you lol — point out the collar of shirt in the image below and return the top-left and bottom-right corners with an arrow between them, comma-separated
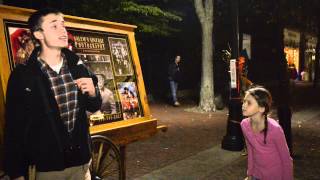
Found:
37,53 -> 67,74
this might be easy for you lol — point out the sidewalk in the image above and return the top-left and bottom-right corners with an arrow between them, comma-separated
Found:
136,145 -> 243,180
126,82 -> 320,180
126,101 -> 230,179
131,107 -> 320,180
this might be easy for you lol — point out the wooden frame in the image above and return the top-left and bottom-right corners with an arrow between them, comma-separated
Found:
0,5 -> 157,159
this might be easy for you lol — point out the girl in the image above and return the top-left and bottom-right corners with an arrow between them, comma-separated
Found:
241,86 -> 293,180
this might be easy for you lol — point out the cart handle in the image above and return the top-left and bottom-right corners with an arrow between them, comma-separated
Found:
157,125 -> 168,132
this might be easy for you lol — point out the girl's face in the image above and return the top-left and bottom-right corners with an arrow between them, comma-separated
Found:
242,93 -> 265,117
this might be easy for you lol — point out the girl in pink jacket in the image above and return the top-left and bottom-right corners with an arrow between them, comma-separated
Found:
241,86 -> 293,180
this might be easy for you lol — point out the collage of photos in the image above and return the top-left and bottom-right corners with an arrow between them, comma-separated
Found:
80,54 -> 123,124
117,82 -> 141,120
108,37 -> 134,76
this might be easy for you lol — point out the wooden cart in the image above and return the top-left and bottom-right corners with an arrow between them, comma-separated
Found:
0,5 -> 165,179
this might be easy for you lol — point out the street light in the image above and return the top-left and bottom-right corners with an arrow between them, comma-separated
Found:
221,0 -> 244,151
221,54 -> 244,151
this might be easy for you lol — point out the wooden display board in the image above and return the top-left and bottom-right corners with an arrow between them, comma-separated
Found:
0,5 -> 158,166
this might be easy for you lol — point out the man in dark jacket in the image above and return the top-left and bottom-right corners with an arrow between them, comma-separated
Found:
4,9 -> 102,180
168,55 -> 181,106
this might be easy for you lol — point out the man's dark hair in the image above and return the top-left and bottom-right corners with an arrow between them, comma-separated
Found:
27,8 -> 61,45
28,8 -> 62,33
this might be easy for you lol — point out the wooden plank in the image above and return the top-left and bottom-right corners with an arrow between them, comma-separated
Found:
91,119 -> 157,145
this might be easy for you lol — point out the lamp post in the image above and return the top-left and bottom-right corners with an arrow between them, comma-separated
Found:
221,0 -> 244,151
221,58 -> 244,151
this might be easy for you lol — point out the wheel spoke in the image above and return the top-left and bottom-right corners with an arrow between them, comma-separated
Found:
97,146 -> 113,173
90,152 -> 98,173
94,141 -> 104,172
101,168 -> 120,178
90,136 -> 123,180
98,155 -> 119,175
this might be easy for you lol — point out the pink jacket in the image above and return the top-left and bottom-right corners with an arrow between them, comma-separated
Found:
241,118 -> 293,180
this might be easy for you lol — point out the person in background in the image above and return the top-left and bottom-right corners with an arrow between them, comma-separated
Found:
4,8 -> 101,180
288,63 -> 298,80
241,86 -> 293,180
168,55 -> 182,106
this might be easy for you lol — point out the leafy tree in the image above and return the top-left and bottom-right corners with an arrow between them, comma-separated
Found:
3,0 -> 182,36
62,0 -> 182,36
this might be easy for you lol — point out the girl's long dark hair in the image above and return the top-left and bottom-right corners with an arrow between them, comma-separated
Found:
246,86 -> 272,144
264,114 -> 268,144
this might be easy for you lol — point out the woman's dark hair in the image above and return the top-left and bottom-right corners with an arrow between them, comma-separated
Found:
27,8 -> 62,44
246,86 -> 272,144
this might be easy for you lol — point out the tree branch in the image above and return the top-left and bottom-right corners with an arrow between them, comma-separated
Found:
205,0 -> 214,20
194,0 -> 206,23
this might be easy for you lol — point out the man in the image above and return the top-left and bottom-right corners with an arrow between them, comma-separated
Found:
4,9 -> 102,180
96,74 -> 116,114
168,55 -> 181,106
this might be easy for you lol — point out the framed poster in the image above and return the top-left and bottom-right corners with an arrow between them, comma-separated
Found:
2,21 -> 144,125
4,21 -> 35,69
0,5 -> 154,139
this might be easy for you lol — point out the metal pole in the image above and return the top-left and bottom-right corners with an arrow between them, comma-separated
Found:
230,0 -> 239,59
221,0 -> 244,151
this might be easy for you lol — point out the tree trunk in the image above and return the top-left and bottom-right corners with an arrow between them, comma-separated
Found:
194,0 -> 215,112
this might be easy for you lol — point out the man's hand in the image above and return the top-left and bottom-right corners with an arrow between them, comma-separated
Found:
74,78 -> 96,97
244,176 -> 252,180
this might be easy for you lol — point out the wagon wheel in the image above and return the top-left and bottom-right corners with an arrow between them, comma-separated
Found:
90,135 -> 124,180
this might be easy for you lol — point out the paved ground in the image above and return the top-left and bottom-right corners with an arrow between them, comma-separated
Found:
125,81 -> 320,180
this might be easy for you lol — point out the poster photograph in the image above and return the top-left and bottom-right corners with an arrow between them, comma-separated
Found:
96,73 -> 118,114
117,82 -> 142,120
83,57 -> 114,80
4,21 -> 35,68
85,62 -> 122,118
108,37 -> 134,76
